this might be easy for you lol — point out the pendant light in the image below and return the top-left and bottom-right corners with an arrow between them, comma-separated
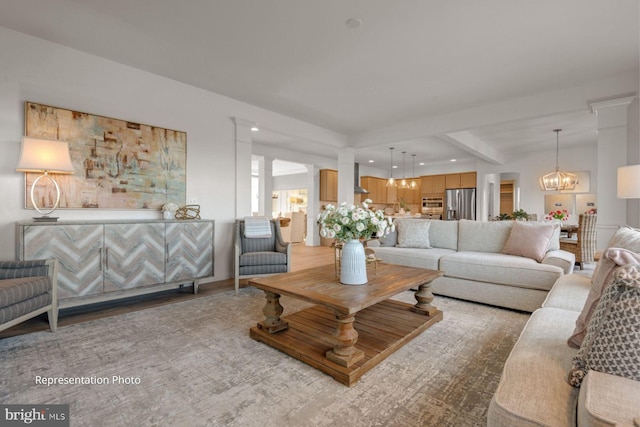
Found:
409,154 -> 418,190
386,147 -> 397,187
539,129 -> 578,191
399,151 -> 410,189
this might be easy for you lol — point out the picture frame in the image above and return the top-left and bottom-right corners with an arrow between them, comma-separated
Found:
24,102 -> 186,210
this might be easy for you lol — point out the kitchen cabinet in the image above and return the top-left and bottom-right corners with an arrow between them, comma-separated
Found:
461,172 -> 477,188
361,176 -> 387,204
445,174 -> 461,189
320,169 -> 338,202
16,219 -> 215,308
421,174 -> 446,194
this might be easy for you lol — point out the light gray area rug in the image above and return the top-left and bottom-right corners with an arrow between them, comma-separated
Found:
0,288 -> 529,427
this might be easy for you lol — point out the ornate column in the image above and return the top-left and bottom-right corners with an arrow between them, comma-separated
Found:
589,96 -> 635,249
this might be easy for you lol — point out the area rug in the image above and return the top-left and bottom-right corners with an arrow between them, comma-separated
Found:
0,288 -> 529,427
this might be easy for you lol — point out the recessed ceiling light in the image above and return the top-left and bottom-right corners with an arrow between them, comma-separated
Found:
419,162 -> 425,166
368,159 -> 374,163
392,165 -> 398,169
251,126 -> 259,132
345,17 -> 362,29
450,158 -> 457,162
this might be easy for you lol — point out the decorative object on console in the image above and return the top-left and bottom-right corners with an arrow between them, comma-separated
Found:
16,137 -> 75,221
162,202 -> 180,219
539,129 -> 578,191
24,101 -> 186,210
174,205 -> 201,220
318,199 -> 394,285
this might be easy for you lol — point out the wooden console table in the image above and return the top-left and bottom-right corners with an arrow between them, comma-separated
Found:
249,263 -> 443,386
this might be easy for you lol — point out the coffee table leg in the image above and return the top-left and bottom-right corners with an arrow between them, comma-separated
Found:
412,281 -> 439,316
325,314 -> 365,367
257,291 -> 289,333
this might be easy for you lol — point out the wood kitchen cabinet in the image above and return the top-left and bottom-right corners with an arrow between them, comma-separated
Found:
461,172 -> 477,188
361,176 -> 387,204
16,219 -> 215,308
320,169 -> 338,202
421,174 -> 446,194
445,174 -> 461,189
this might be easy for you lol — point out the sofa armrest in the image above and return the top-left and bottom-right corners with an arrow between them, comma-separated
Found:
0,260 -> 50,280
578,370 -> 640,427
542,250 -> 575,274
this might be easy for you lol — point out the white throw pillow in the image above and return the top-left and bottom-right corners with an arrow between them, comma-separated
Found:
396,220 -> 431,249
502,221 -> 557,262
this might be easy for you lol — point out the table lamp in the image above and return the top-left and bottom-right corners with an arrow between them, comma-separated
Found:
16,137 -> 75,221
617,164 -> 640,198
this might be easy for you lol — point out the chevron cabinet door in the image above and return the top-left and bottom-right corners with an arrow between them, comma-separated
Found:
165,221 -> 214,282
21,224 -> 104,300
103,223 -> 166,292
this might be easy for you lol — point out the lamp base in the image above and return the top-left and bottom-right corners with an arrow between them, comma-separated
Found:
32,216 -> 59,222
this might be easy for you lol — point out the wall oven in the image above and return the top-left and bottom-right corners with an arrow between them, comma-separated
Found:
422,197 -> 444,218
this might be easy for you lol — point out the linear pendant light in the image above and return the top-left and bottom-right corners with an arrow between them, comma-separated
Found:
410,154 -> 418,190
539,129 -> 578,191
386,147 -> 397,187
399,151 -> 409,189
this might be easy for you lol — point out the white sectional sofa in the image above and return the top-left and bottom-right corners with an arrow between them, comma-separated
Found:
370,219 -> 575,312
488,239 -> 640,426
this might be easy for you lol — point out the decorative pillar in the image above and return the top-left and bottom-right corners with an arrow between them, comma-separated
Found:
337,148 -> 355,205
589,96 -> 635,249
306,165 -> 320,246
231,117 -> 254,218
258,155 -> 274,217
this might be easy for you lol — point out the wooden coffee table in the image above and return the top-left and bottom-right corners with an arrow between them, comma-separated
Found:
249,262 -> 443,386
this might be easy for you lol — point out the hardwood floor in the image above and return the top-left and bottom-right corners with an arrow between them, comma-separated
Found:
0,243 -> 336,339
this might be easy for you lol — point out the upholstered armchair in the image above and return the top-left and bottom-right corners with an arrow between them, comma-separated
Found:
0,259 -> 58,334
559,213 -> 597,270
234,219 -> 291,295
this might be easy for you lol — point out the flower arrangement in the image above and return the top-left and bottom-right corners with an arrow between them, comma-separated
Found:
318,199 -> 394,242
546,209 -> 570,221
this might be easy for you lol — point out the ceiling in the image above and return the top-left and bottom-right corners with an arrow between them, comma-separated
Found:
0,0 -> 638,172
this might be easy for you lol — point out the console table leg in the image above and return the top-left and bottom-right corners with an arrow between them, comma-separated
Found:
257,291 -> 288,333
325,314 -> 364,367
412,281 -> 439,316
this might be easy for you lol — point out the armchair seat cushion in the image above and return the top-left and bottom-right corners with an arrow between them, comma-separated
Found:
0,293 -> 52,325
0,276 -> 51,308
239,251 -> 288,267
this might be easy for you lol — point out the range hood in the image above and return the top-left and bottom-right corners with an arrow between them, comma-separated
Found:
354,163 -> 369,194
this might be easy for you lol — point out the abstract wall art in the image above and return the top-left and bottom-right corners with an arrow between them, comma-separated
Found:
24,102 -> 186,210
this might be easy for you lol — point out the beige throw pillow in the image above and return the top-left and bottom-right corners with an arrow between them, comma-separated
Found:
502,221 -> 556,262
396,220 -> 431,249
567,247 -> 640,348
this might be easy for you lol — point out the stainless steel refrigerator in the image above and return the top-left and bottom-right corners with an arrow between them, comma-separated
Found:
445,188 -> 476,220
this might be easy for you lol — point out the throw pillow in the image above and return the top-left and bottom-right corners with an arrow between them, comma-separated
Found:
568,264 -> 640,387
568,248 -> 640,348
606,226 -> 640,253
396,220 -> 431,249
502,221 -> 557,262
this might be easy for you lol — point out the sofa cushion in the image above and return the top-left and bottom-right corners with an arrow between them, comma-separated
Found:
487,307 -> 580,427
568,248 -> 640,348
371,247 -> 455,270
428,220 -> 458,250
569,264 -> 640,387
577,370 -> 640,427
458,220 -> 513,253
440,251 -> 563,291
542,273 -> 591,312
396,219 -> 431,248
606,226 -> 640,253
502,221 -> 557,262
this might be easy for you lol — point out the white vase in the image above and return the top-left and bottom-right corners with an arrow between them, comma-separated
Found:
340,239 -> 368,285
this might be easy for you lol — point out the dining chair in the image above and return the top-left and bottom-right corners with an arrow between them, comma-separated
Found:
559,214 -> 597,270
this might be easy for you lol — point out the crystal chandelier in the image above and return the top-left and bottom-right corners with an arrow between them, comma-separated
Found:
539,129 -> 578,191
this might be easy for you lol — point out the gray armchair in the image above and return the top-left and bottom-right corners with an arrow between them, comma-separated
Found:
234,219 -> 291,295
0,259 -> 58,334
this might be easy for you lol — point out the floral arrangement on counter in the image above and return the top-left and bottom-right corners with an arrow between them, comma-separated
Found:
546,209 -> 570,221
318,199 -> 394,242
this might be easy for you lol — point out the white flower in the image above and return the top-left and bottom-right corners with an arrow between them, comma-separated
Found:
341,216 -> 350,225
327,229 -> 336,238
356,222 -> 365,232
333,223 -> 342,232
371,216 -> 379,225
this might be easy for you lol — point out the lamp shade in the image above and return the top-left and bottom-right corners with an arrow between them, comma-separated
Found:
16,137 -> 74,174
617,164 -> 640,198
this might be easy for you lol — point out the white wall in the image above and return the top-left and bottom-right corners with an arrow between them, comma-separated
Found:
0,27 -> 345,280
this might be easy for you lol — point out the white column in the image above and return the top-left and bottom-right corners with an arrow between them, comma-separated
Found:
231,117 -> 254,218
258,155 -> 274,217
305,164 -> 320,246
589,96 -> 635,249
337,148 -> 355,205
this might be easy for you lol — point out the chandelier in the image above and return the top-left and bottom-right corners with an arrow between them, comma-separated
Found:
386,147 -> 397,187
399,151 -> 410,189
539,129 -> 578,191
